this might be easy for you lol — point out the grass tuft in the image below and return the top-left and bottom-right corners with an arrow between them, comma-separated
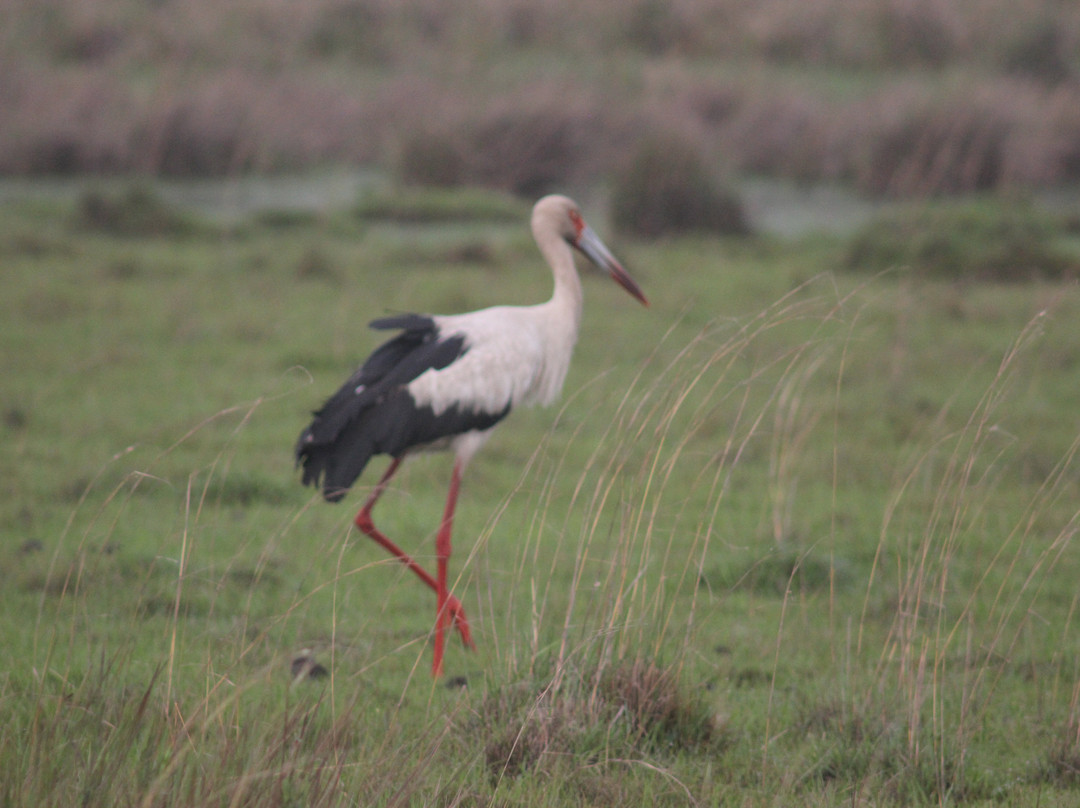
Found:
702,548 -> 851,596
599,659 -> 718,752
475,657 -> 719,785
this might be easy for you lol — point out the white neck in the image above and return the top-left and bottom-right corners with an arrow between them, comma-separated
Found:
534,221 -> 584,337
528,218 -> 584,406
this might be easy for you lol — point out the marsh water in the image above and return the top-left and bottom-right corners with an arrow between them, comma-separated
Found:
1,171 -> 1075,238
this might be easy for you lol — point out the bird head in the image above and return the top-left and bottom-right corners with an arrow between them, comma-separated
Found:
534,195 -> 649,307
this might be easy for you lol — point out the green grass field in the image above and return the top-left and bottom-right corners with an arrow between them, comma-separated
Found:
2,187 -> 1080,805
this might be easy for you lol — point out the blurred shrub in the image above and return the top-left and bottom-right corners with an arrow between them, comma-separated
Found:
622,0 -> 690,55
847,82 -> 1080,196
1001,21 -> 1076,85
845,199 -> 1077,281
465,98 -> 611,197
74,186 -> 201,237
719,90 -> 836,184
395,128 -> 467,188
611,132 -> 748,238
307,1 -> 392,64
389,85 -> 623,197
295,245 -> 340,282
353,187 -> 526,223
855,94 -> 1010,197
872,0 -> 964,68
752,0 -> 962,69
150,100 -> 250,177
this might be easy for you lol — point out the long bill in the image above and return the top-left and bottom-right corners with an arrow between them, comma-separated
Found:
575,224 -> 649,307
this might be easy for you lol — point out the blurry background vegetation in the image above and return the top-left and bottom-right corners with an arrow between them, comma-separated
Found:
2,0 -> 1079,205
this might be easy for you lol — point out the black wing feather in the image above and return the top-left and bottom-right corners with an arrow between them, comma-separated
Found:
296,314 -> 476,502
298,317 -> 460,448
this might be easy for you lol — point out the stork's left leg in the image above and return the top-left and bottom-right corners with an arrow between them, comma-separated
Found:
432,460 -> 463,677
353,457 -> 475,660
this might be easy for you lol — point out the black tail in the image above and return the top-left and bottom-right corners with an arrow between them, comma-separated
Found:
296,421 -> 376,503
295,313 -> 468,503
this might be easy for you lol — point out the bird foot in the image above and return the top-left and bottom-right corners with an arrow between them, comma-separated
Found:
444,594 -> 476,650
433,594 -> 475,677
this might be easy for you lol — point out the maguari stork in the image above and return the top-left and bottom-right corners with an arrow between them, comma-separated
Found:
296,194 -> 648,676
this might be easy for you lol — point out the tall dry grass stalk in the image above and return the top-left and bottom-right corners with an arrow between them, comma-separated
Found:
16,373 -> 481,805
453,276 -> 1079,794
855,308 -> 1080,789
13,259 -> 1079,801
469,276 -> 859,688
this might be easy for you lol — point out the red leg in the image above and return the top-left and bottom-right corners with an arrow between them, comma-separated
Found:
352,457 -> 475,668
432,460 -> 463,677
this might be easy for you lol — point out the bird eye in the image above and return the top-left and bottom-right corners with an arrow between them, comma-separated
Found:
568,209 -> 585,241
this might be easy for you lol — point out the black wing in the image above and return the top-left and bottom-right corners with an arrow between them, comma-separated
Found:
296,314 -> 505,502
296,315 -> 464,501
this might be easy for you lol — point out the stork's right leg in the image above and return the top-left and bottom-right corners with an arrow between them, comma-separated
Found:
353,457 -> 475,652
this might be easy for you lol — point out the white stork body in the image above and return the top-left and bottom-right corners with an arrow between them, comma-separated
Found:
407,300 -> 577,450
296,194 -> 647,676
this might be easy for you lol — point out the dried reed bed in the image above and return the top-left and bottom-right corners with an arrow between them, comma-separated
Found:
2,0 -> 1080,197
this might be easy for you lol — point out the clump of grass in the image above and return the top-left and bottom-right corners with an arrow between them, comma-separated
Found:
701,549 -> 850,597
714,85 -> 843,185
598,659 -> 718,751
475,657 -> 719,785
793,695 -> 996,802
845,198 -> 1078,280
147,94 -> 252,177
480,685 -> 571,781
138,73 -> 375,176
210,471 -> 297,507
1041,715 -> 1080,787
611,130 -> 749,238
295,245 -> 340,282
